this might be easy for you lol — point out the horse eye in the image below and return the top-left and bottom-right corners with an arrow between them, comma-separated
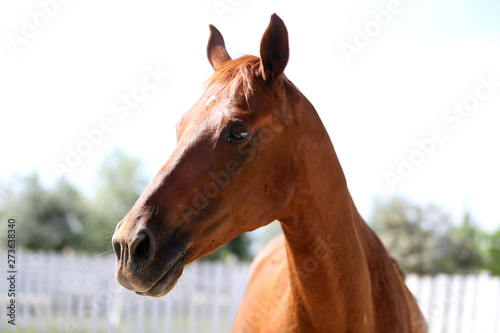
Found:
228,125 -> 250,142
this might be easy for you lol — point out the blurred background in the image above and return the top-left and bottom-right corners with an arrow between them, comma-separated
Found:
1,0 -> 499,332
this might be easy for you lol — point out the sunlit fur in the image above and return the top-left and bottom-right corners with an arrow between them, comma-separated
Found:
205,55 -> 261,102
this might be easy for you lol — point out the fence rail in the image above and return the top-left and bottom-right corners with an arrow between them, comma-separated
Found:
1,250 -> 499,332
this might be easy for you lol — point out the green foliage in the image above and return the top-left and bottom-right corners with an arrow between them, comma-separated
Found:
441,212 -> 484,273
371,197 -> 484,275
483,228 -> 500,276
0,149 -> 146,253
204,233 -> 253,262
0,174 -> 88,251
87,148 -> 148,252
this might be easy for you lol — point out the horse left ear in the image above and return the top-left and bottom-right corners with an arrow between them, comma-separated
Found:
260,14 -> 289,82
207,24 -> 231,70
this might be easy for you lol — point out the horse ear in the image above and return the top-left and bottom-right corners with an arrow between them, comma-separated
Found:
207,24 -> 231,70
259,14 -> 289,82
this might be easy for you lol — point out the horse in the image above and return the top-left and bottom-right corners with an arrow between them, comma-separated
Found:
111,14 -> 427,332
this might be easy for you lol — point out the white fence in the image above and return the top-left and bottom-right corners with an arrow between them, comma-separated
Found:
1,251 -> 500,333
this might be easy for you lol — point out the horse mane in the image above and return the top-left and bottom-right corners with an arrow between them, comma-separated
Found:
205,55 -> 261,102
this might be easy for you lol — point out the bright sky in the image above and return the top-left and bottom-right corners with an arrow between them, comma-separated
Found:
1,0 -> 499,231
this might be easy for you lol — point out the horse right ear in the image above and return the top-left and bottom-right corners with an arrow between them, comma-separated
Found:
207,25 -> 231,70
259,14 -> 289,82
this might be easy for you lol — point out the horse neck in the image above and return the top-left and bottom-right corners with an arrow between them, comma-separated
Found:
277,83 -> 378,330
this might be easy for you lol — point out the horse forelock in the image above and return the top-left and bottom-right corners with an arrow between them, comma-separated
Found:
204,55 -> 261,103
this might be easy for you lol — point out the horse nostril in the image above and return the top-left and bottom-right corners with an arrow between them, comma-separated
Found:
137,235 -> 150,258
129,231 -> 153,265
113,239 -> 121,261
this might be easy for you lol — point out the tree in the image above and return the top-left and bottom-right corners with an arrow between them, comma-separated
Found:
204,233 -> 252,262
0,174 -> 88,251
0,149 -> 148,254
438,212 -> 483,274
483,228 -> 500,276
371,197 -> 483,275
85,148 -> 149,252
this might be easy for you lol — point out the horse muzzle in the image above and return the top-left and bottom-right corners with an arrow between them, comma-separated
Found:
112,223 -> 188,297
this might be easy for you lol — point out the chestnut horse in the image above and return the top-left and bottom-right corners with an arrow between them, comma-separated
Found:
112,14 -> 426,332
